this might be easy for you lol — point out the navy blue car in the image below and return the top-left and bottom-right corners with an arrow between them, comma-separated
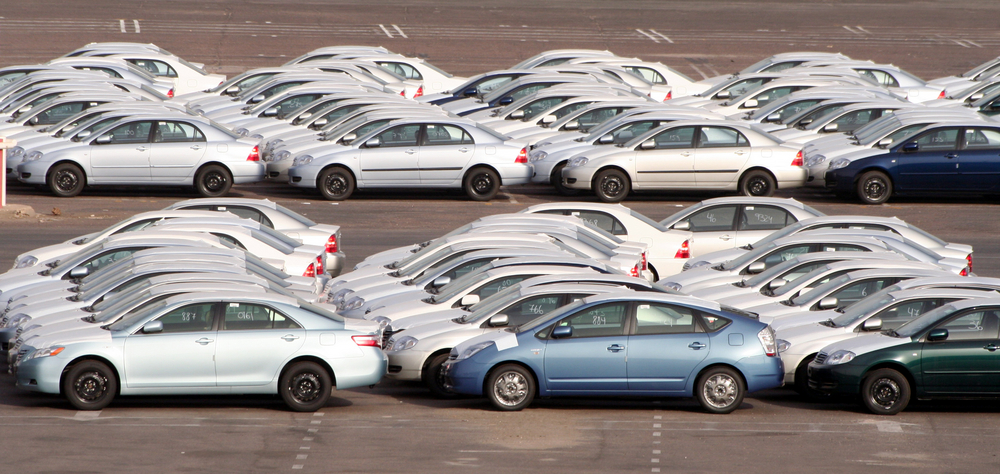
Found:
441,292 -> 783,414
825,122 -> 1000,204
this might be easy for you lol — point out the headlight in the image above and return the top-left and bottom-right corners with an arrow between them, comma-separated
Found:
389,336 -> 418,352
528,150 -> 547,162
4,314 -> 29,328
343,296 -> 365,311
292,155 -> 314,166
804,154 -> 827,167
8,146 -> 23,159
568,156 -> 589,167
828,158 -> 851,170
274,150 -> 292,162
371,315 -> 391,330
661,282 -> 682,291
685,260 -> 711,271
776,339 -> 791,352
14,256 -> 37,269
234,127 -> 250,137
26,346 -> 65,361
825,350 -> 856,365
456,341 -> 495,360
330,288 -> 353,306
25,151 -> 43,162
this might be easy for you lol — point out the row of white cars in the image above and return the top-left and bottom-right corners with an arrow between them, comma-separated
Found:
5,43 -> 1000,202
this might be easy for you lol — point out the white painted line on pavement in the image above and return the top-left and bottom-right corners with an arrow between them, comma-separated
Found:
392,24 -> 408,38
119,19 -> 126,33
379,24 -> 394,38
74,410 -> 101,420
843,26 -> 862,35
686,62 -> 709,80
636,29 -> 660,43
133,20 -> 140,33
856,26 -> 872,34
649,29 -> 673,43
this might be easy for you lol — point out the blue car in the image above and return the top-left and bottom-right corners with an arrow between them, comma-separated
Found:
825,121 -> 1000,204
441,292 -> 783,413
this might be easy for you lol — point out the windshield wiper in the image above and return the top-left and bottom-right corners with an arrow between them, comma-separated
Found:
818,318 -> 836,327
882,328 -> 900,337
740,244 -> 753,251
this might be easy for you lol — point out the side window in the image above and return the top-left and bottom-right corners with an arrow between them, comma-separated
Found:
874,298 -> 950,331
345,120 -> 390,143
128,59 -> 178,77
76,66 -> 122,78
828,109 -> 877,133
776,99 -> 822,121
508,84 -> 550,102
261,81 -> 306,99
100,121 -> 153,144
749,86 -> 803,108
502,295 -> 565,325
962,128 -> 1000,150
373,124 -> 421,147
808,222 -> 900,237
519,97 -> 567,120
825,278 -> 901,308
913,128 -> 959,151
625,67 -> 666,85
226,206 -> 274,228
155,303 -> 217,333
440,259 -> 491,281
234,73 -> 274,91
815,243 -> 869,252
739,205 -> 792,231
271,94 -> 322,119
698,127 -> 749,148
634,303 -> 700,335
474,76 -> 516,94
112,218 -> 161,234
684,205 -> 738,232
34,102 -> 89,125
469,276 -> 530,301
210,233 -> 247,250
555,302 -> 629,338
857,69 -> 899,87
932,310 -> 1000,341
80,248 -> 140,273
779,262 -> 832,283
422,124 -> 473,146
757,244 -> 812,270
570,210 -> 626,235
223,303 -> 301,330
550,102 -> 590,120
718,78 -> 767,99
651,126 -> 696,149
760,61 -> 803,73
154,121 -> 206,143
378,62 -> 421,80
574,107 -> 626,131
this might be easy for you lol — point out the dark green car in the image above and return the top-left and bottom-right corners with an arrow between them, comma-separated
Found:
807,297 -> 1000,414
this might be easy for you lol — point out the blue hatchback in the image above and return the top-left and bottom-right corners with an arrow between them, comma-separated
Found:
442,292 -> 783,413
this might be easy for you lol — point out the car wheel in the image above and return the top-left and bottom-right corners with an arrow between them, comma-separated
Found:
63,360 -> 116,410
856,170 -> 892,204
47,163 -> 85,197
551,163 -> 580,196
696,366 -> 745,414
318,166 -> 355,201
464,166 -> 500,201
422,353 -> 456,398
793,355 -> 827,400
861,368 -> 910,415
739,170 -> 776,197
280,361 -> 332,412
195,164 -> 233,197
593,168 -> 630,203
486,364 -> 535,411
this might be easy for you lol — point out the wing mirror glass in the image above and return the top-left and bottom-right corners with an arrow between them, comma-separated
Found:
487,314 -> 509,327
142,320 -> 163,334
818,297 -> 839,310
552,325 -> 573,338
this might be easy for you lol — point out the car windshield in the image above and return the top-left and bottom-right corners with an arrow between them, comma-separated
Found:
91,284 -> 155,317
516,299 -> 586,332
476,123 -> 509,141
431,268 -> 494,303
210,72 -> 275,93
408,248 -> 473,284
106,299 -> 169,331
629,209 -> 668,232
721,242 -> 778,271
458,284 -> 525,323
78,269 -> 141,299
893,303 -> 960,337
790,274 -> 852,305
830,291 -> 897,327
659,202 -> 703,226
50,242 -> 113,274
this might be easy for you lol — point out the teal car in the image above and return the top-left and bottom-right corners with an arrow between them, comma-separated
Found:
807,297 -> 1000,415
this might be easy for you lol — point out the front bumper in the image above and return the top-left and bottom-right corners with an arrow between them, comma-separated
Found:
441,357 -> 487,396
15,349 -> 67,394
806,361 -> 862,396
385,349 -> 430,382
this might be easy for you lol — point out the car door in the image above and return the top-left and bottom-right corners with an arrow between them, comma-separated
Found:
148,121 -> 207,182
733,205 -> 797,249
674,204 -> 739,254
214,302 -> 306,386
543,301 -> 630,392
920,309 -> 1000,394
957,127 -> 1000,192
693,126 -> 751,187
123,302 -> 218,388
892,127 -> 961,192
633,126 -> 697,188
418,123 -> 475,185
89,120 -> 154,182
359,123 -> 421,184
626,302 -> 710,392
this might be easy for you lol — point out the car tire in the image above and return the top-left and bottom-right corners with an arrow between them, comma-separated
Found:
195,164 -> 233,197
422,353 -> 456,398
486,364 -> 535,411
695,366 -> 745,414
464,166 -> 500,201
47,162 -> 85,197
279,361 -> 332,412
739,169 -> 776,197
551,163 -> 580,196
793,355 -> 828,400
63,360 -> 117,410
861,368 -> 910,415
593,168 -> 630,203
856,170 -> 892,204
318,166 -> 355,201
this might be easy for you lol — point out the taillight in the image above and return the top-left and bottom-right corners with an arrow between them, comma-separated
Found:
247,145 -> 260,161
315,255 -> 324,274
960,267 -> 969,277
967,253 -> 973,271
303,262 -> 316,277
515,147 -> 528,163
630,264 -> 640,277
758,326 -> 777,357
674,239 -> 690,259
352,335 -> 380,347
414,86 -> 423,98
791,150 -> 803,167
938,90 -> 946,99
663,90 -> 672,101
400,89 -> 406,97
326,234 -> 338,253
167,88 -> 174,99
641,252 -> 648,271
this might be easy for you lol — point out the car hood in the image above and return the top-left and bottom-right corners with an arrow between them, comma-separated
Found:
776,320 -> 852,350
23,325 -> 113,352
816,332 -> 910,358
390,307 -> 469,332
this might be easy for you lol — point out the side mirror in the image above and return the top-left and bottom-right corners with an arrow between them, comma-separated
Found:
76,130 -> 92,140
798,118 -> 814,126
225,85 -> 240,95
463,88 -> 478,97
968,93 -> 984,101
861,317 -> 883,331
764,112 -> 781,123
431,276 -> 451,288
562,120 -> 579,131
901,142 -> 919,153
746,262 -> 767,274
311,118 -> 328,128
597,134 -> 615,145
297,113 -> 312,120
94,135 -> 113,145
715,91 -> 731,100
818,297 -> 839,310
262,107 -> 278,117
341,133 -> 357,144
639,139 -> 656,150
552,325 -> 573,338
741,99 -> 759,109
540,114 -> 557,124
768,278 -> 788,290
927,328 -> 949,342
69,267 -> 90,278
18,105 -> 32,114
487,314 -> 510,327
822,123 -> 839,133
498,97 -> 514,106
460,294 -> 480,307
249,94 -> 265,104
142,320 -> 163,334
673,221 -> 690,231
508,110 -> 525,120
876,138 -> 893,148
989,102 -> 1000,110
364,137 -> 381,148
29,116 -> 39,124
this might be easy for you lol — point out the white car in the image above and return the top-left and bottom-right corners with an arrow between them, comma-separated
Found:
337,54 -> 467,94
791,60 -> 945,103
566,57 -> 702,97
96,53 -> 226,95
769,101 -> 914,145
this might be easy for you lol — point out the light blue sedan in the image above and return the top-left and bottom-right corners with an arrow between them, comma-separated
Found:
15,292 -> 385,412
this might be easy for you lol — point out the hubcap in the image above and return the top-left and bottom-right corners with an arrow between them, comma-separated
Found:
747,177 -> 769,196
290,372 -> 321,403
54,170 -> 79,192
600,175 -> 624,197
870,378 -> 900,409
493,371 -> 528,406
702,373 -> 738,409
74,371 -> 107,401
863,177 -> 886,200
204,172 -> 227,192
472,173 -> 493,194
324,174 -> 347,196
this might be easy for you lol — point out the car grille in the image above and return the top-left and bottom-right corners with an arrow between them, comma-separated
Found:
381,329 -> 395,349
813,352 -> 828,365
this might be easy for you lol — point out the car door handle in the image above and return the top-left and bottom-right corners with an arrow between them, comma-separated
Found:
190,145 -> 202,150
458,147 -> 469,153
688,342 -> 706,350
404,149 -> 416,155
719,234 -> 732,241
136,146 -> 148,152
945,153 -> 958,159
607,344 -> 625,352
679,152 -> 691,157
984,343 -> 999,352
281,334 -> 300,342
195,338 -> 214,345
735,150 -> 748,155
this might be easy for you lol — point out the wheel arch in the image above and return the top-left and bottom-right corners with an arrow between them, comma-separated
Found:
861,361 -> 916,396
46,159 -> 89,183
740,166 -> 777,189
420,348 -> 454,378
464,164 -> 503,187
59,355 -> 122,397
194,161 -> 234,181
281,356 -> 337,387
319,163 -> 357,183
692,363 -> 747,392
483,360 -> 540,396
589,164 -> 631,189
851,165 -> 895,188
